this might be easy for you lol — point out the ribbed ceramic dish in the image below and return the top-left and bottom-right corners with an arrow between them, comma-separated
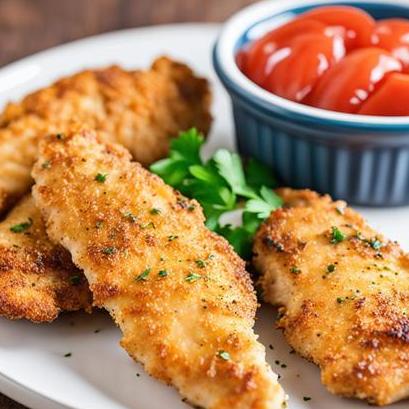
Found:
213,0 -> 409,206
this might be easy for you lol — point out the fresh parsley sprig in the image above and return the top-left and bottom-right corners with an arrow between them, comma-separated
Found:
150,128 -> 282,258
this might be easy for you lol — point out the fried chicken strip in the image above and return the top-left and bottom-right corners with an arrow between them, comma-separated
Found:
253,188 -> 409,406
0,56 -> 211,213
0,194 -> 91,322
32,129 -> 286,409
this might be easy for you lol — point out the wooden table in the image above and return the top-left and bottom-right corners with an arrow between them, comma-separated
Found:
0,0 -> 256,407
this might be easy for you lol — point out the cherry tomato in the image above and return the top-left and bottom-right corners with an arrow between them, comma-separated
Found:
299,6 -> 375,50
241,19 -> 326,85
306,48 -> 402,113
262,33 -> 345,102
373,19 -> 409,71
358,72 -> 409,115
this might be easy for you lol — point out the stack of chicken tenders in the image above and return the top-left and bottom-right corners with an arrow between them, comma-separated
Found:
0,56 -> 287,409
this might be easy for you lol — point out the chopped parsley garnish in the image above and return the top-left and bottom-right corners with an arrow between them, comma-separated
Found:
330,226 -> 346,244
140,221 -> 155,229
158,270 -> 168,278
135,268 -> 151,281
185,272 -> 201,283
56,133 -> 65,140
168,235 -> 178,242
150,208 -> 161,215
10,218 -> 33,233
95,173 -> 108,183
335,206 -> 345,215
327,264 -> 336,273
64,352 -> 72,358
150,128 -> 282,258
123,211 -> 138,223
95,220 -> 104,229
336,297 -> 345,304
356,233 -> 384,251
70,275 -> 81,286
195,259 -> 206,269
102,246 -> 116,255
41,160 -> 51,169
217,350 -> 230,361
290,266 -> 301,275
369,238 -> 383,250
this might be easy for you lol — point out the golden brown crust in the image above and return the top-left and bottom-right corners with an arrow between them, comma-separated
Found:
0,56 -> 211,214
32,129 -> 286,409
253,188 -> 409,406
0,195 -> 91,322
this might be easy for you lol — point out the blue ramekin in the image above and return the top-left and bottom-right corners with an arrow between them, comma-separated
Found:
213,0 -> 409,206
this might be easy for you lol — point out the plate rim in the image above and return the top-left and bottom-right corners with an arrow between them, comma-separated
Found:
0,22 -> 220,76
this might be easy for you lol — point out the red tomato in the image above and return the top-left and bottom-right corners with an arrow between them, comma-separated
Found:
241,19 -> 326,85
299,6 -> 375,49
358,72 -> 409,115
373,19 -> 409,71
306,48 -> 402,113
262,33 -> 345,102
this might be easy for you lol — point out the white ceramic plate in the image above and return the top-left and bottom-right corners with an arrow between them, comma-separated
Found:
0,23 -> 408,409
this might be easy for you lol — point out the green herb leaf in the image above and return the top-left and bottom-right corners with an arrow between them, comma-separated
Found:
369,238 -> 383,250
10,218 -> 33,233
150,128 -> 204,187
213,150 -> 258,199
102,246 -> 117,255
242,211 -> 262,235
170,128 -> 203,164
185,272 -> 201,283
149,128 -> 283,259
158,270 -> 168,278
195,259 -> 206,269
136,268 -> 151,282
245,158 -> 277,189
330,226 -> 346,244
217,225 -> 253,260
123,211 -> 138,223
95,173 -> 108,183
245,187 -> 283,219
290,266 -> 301,275
217,350 -> 230,361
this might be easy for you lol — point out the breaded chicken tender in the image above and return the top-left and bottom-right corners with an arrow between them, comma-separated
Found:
32,129 -> 286,409
0,195 -> 91,322
253,188 -> 409,406
0,57 -> 211,214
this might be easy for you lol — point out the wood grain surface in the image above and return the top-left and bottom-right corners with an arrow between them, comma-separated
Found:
0,0 -> 256,407
0,0 -> 256,66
